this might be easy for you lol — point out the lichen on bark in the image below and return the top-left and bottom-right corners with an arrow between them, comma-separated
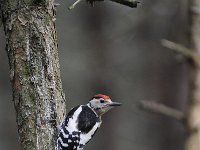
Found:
1,0 -> 66,149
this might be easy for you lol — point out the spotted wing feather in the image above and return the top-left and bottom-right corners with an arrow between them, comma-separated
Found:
57,105 -> 101,150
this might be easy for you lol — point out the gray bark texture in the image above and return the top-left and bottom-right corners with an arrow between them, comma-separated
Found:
0,0 -> 66,149
186,0 -> 200,150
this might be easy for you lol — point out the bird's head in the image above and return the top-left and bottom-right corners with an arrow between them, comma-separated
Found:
88,94 -> 122,116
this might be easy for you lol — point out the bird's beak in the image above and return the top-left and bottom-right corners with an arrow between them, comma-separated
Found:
108,102 -> 122,107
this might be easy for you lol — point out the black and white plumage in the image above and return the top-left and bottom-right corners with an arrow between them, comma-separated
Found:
56,94 -> 121,150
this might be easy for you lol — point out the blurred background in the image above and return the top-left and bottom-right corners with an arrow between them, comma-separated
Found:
0,0 -> 189,149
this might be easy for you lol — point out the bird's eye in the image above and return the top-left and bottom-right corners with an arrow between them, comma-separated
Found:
100,100 -> 105,103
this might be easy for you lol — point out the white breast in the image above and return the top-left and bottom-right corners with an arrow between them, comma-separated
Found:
79,121 -> 102,145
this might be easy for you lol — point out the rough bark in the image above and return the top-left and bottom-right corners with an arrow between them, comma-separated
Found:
186,0 -> 200,150
0,0 -> 66,149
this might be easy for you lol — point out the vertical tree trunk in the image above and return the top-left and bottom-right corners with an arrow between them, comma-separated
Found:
0,0 -> 66,149
186,0 -> 200,150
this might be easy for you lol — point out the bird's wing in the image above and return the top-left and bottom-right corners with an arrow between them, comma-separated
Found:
77,105 -> 101,134
57,105 -> 82,150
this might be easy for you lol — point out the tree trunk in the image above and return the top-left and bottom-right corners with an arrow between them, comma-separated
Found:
0,0 -> 66,149
186,0 -> 200,150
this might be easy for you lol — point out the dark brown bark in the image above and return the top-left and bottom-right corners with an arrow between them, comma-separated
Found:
0,0 -> 66,149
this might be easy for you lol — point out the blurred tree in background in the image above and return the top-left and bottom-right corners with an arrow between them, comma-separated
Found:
0,0 -> 198,150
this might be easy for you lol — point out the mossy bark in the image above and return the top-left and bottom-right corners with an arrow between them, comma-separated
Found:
0,0 -> 66,149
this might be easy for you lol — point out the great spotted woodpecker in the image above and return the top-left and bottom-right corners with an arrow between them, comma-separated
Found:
56,94 -> 121,150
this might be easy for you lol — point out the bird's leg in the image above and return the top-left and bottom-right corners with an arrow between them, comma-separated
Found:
68,0 -> 83,10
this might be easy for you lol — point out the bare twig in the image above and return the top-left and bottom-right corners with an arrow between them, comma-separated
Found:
161,39 -> 194,59
54,3 -> 61,7
139,100 -> 185,121
68,0 -> 139,10
161,39 -> 200,67
69,0 -> 83,10
110,0 -> 139,8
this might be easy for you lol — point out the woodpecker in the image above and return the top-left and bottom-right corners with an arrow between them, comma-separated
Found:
56,94 -> 121,150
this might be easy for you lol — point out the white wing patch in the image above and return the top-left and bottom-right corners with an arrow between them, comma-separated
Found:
66,106 -> 83,133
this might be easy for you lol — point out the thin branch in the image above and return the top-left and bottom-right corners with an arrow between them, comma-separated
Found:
69,0 -> 139,10
54,3 -> 61,7
69,0 -> 83,10
162,39 -> 200,67
110,0 -> 139,8
161,39 -> 194,59
139,100 -> 185,122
